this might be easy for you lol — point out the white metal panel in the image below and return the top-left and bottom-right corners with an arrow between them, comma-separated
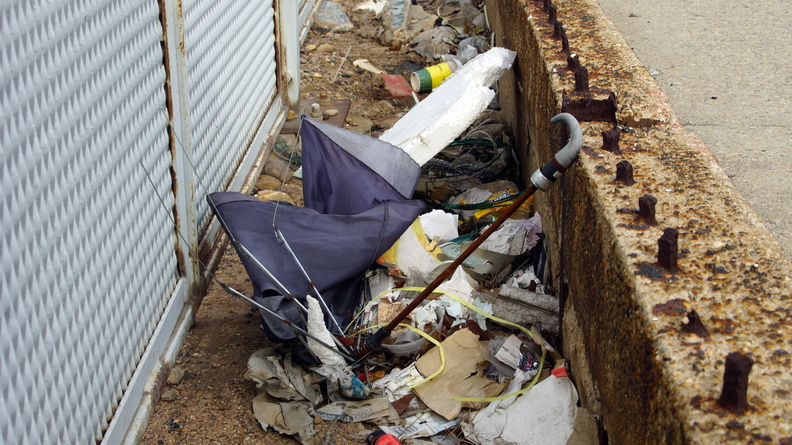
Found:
182,0 -> 277,232
0,0 -> 179,443
299,0 -> 320,43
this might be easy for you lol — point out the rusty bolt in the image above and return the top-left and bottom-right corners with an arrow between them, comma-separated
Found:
567,53 -> 580,71
553,21 -> 565,40
637,194 -> 658,226
717,352 -> 754,414
681,310 -> 710,337
601,128 -> 620,152
574,66 -> 589,93
548,5 -> 557,26
615,160 -> 635,185
657,227 -> 679,271
562,33 -> 570,53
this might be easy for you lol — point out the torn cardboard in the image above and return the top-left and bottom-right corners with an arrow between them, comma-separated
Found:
413,328 -> 506,420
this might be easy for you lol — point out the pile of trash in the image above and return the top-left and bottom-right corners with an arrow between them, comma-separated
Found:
209,2 -> 585,444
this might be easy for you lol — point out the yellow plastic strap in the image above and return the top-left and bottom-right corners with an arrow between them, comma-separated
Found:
392,286 -> 533,339
451,348 -> 546,402
344,287 -> 399,334
350,323 -> 445,390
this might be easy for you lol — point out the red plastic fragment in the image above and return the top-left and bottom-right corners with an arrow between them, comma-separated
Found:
381,74 -> 414,98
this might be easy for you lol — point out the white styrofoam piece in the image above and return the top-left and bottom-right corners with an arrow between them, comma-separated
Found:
380,80 -> 494,166
446,47 -> 517,89
379,47 -> 516,166
419,209 -> 459,242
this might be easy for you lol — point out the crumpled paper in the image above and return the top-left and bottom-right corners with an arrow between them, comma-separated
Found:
248,349 -> 327,445
479,213 -> 542,256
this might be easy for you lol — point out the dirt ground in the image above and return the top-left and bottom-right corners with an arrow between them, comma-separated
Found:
142,2 -> 474,444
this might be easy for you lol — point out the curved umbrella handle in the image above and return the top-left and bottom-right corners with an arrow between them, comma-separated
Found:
361,113 -> 584,354
530,113 -> 583,191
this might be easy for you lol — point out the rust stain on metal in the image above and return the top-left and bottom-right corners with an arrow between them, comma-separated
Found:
614,160 -> 635,185
150,361 -> 172,403
717,351 -> 754,414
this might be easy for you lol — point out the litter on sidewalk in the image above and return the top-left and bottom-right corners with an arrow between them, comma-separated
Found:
203,3 -> 587,443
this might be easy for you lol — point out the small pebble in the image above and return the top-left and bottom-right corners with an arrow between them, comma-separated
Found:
167,366 -> 185,385
161,389 -> 179,402
304,44 -> 317,52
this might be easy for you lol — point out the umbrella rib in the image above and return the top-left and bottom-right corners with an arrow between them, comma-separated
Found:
141,162 -> 355,364
273,226 -> 345,335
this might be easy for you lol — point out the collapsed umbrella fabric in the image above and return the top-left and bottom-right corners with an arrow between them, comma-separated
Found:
208,116 -> 425,347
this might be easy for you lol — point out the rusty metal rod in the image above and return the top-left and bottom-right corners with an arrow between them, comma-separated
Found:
363,113 -> 583,353
388,186 -> 537,329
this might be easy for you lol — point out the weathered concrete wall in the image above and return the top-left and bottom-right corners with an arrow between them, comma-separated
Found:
487,0 -> 792,443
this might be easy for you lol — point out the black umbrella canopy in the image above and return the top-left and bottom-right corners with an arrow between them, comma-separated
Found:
209,117 -> 425,344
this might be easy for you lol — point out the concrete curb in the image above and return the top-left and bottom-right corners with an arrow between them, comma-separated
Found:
487,0 -> 792,442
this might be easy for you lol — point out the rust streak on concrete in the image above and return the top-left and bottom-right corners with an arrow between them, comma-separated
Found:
488,0 -> 792,442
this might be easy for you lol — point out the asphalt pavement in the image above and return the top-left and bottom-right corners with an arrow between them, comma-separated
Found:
597,0 -> 792,261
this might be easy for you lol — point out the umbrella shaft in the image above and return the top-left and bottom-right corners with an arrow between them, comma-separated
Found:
384,184 -> 539,334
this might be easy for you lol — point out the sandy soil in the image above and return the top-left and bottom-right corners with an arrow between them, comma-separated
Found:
142,2 -> 468,443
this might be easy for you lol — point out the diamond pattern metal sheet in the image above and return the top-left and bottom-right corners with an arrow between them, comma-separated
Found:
0,0 -> 179,443
182,0 -> 277,232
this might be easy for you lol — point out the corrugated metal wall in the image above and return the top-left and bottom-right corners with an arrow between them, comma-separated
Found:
183,0 -> 277,232
0,0 -> 293,441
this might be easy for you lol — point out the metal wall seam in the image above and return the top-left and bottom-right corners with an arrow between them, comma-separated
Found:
280,0 -> 301,111
161,0 -> 200,287
102,279 -> 189,444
